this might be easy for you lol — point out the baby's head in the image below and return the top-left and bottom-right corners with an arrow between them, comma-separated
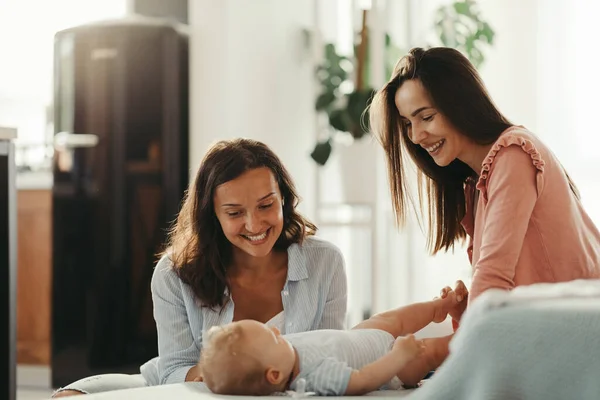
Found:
200,320 -> 296,395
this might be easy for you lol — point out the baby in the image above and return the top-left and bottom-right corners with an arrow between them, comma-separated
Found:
198,281 -> 468,396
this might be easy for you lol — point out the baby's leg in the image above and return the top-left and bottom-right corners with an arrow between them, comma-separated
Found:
353,295 -> 455,337
395,335 -> 452,387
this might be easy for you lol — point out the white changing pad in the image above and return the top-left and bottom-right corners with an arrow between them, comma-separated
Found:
83,382 -> 416,399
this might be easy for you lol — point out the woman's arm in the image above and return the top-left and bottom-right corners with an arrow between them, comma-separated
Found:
471,145 -> 541,301
151,257 -> 202,384
317,249 -> 348,330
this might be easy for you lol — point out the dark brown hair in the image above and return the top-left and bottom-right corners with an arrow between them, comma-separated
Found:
369,47 -> 512,253
163,138 -> 316,308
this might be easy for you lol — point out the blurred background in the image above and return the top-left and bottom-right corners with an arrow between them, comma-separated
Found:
0,0 -> 598,398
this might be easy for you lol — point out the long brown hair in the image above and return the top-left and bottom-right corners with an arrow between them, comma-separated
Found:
163,138 -> 317,308
368,47 -> 512,253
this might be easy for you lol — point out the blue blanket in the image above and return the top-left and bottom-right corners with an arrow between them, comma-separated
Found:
407,280 -> 600,400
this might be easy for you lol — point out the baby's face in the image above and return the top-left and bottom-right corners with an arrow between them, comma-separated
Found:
237,320 -> 294,361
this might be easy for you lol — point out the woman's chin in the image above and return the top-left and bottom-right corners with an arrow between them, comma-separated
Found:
238,240 -> 273,257
431,151 -> 455,167
433,157 -> 451,167
238,235 -> 277,258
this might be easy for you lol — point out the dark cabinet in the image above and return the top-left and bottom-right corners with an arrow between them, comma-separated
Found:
52,16 -> 188,387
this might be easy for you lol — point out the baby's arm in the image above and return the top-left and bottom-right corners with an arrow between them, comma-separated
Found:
354,290 -> 462,337
395,334 -> 452,387
344,335 -> 424,395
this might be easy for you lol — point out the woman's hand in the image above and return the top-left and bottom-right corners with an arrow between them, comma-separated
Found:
439,280 -> 469,322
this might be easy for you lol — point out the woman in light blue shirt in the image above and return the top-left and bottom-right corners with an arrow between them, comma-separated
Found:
53,138 -> 348,397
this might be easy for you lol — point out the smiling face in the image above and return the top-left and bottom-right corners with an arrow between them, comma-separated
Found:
394,79 -> 473,167
213,167 -> 284,259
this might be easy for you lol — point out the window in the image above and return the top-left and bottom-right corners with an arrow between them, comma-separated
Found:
0,0 -> 126,148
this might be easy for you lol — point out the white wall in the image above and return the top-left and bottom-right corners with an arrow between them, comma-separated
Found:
189,0 -> 318,218
535,0 -> 600,225
479,0 -> 600,225
477,0 -> 538,133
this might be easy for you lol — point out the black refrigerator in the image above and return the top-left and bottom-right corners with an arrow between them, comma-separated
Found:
51,16 -> 189,388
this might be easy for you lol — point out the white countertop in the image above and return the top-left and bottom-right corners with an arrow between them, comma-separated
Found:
16,171 -> 53,190
84,382 -> 414,399
0,126 -> 17,140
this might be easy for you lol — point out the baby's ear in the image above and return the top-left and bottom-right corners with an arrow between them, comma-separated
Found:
265,368 -> 284,385
192,363 -> 205,382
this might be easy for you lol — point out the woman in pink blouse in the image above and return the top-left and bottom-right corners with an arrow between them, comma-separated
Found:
368,46 -> 600,385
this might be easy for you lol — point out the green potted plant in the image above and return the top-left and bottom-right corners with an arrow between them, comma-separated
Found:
310,0 -> 495,166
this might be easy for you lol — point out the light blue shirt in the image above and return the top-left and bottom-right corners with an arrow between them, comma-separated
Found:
287,329 -> 395,395
139,236 -> 348,385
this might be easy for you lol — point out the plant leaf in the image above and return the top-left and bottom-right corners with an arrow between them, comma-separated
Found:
480,22 -> 495,43
310,139 -> 333,166
329,108 -> 350,133
453,1 -> 473,17
346,89 -> 376,138
315,92 -> 336,111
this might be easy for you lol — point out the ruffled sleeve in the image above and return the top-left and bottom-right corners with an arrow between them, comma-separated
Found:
476,134 -> 546,203
469,132 -> 546,301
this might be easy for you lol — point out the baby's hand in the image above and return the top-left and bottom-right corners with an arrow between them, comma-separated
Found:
440,280 -> 468,302
439,280 -> 469,322
393,334 -> 425,362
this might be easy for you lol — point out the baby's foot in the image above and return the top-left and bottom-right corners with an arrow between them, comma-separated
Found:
439,281 -> 469,322
393,334 -> 425,363
443,280 -> 468,303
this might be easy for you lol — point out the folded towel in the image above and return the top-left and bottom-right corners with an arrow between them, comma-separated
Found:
476,278 -> 600,304
457,279 -> 600,327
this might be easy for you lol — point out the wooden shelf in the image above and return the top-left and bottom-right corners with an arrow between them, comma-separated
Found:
17,189 -> 52,365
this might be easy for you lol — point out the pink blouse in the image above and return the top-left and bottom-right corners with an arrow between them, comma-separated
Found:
462,126 -> 600,302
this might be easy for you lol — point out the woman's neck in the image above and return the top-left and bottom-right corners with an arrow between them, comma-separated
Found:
229,248 -> 286,278
460,142 -> 495,176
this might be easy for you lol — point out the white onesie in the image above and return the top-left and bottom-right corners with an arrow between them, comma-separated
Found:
285,329 -> 402,395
